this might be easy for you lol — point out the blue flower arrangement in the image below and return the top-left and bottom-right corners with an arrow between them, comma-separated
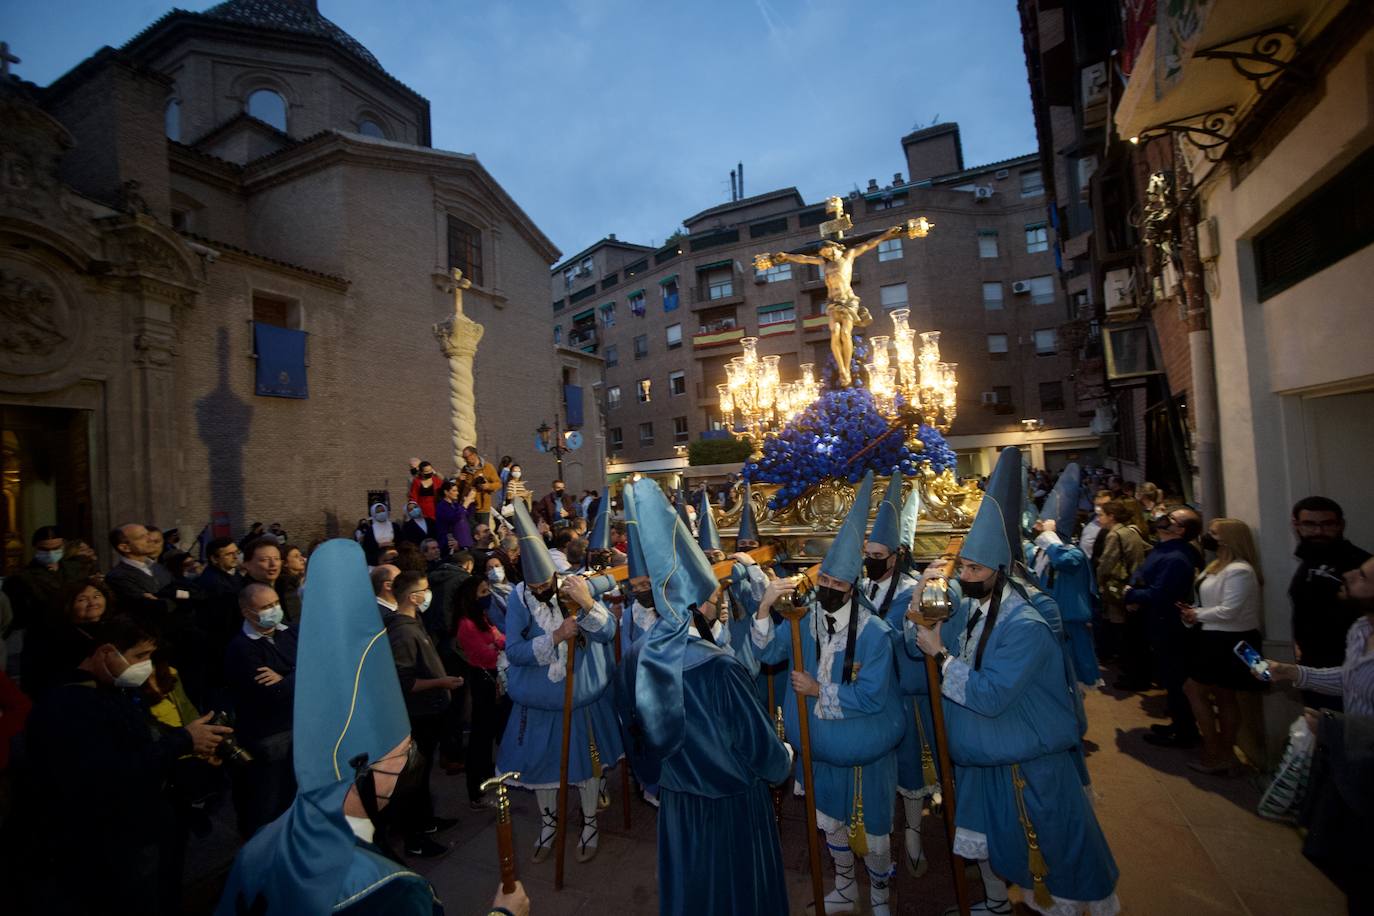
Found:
742,335 -> 957,508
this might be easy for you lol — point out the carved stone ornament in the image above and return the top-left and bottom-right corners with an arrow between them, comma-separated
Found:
0,259 -> 79,377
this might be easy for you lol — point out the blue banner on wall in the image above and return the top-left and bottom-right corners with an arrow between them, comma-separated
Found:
564,383 -> 584,427
253,322 -> 308,398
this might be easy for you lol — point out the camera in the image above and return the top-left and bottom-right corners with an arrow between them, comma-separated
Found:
209,711 -> 255,766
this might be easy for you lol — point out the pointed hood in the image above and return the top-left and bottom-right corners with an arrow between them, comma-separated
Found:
960,490 -> 1014,571
674,483 -> 693,532
736,480 -> 759,543
696,488 -> 722,552
1040,463 -> 1082,535
1020,455 -> 1037,537
899,479 -> 920,548
820,470 -> 874,583
215,539 -> 410,914
985,447 -> 1025,559
626,478 -> 719,759
868,472 -> 904,553
588,486 -> 611,551
621,482 -> 649,580
511,498 -> 557,585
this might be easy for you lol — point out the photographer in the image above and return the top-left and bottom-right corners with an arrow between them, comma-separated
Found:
460,446 -> 501,527
223,583 -> 298,838
23,616 -> 232,915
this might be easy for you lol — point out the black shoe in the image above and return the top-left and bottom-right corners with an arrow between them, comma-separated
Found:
422,816 -> 460,835
1143,731 -> 1200,749
1149,723 -> 1175,736
405,836 -> 449,858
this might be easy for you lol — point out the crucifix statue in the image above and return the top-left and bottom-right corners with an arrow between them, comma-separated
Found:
432,268 -> 484,469
754,196 -> 933,387
1,42 -> 21,79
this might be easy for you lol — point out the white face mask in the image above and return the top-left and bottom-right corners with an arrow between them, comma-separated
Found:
511,470 -> 522,479
113,653 -> 154,688
416,589 -> 433,612
257,605 -> 285,629
487,566 -> 506,584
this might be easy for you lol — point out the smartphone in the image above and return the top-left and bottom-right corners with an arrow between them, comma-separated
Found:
1233,641 -> 1271,682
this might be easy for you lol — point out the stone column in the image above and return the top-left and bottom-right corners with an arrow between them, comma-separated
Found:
433,269 -> 484,469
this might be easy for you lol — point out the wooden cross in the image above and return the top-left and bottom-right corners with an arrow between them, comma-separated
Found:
0,43 -> 20,78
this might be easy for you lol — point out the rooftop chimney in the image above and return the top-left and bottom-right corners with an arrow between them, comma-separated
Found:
867,178 -> 880,192
901,122 -> 963,182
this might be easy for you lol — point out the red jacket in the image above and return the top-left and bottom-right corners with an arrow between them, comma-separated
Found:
409,473 -> 441,520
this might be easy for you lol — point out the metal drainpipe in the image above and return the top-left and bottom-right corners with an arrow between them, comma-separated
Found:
1177,188 -> 1223,517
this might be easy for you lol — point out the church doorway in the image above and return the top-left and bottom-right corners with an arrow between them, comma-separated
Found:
1,405 -> 92,575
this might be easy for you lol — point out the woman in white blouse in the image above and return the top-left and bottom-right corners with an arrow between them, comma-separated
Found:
1177,517 -> 1265,774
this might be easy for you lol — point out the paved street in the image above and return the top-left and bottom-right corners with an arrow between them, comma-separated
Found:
395,668 -> 1343,916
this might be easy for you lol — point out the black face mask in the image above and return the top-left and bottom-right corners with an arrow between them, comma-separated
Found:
634,588 -> 655,610
531,581 -> 558,605
959,576 -> 993,600
863,556 -> 891,581
816,584 -> 849,613
1199,533 -> 1220,553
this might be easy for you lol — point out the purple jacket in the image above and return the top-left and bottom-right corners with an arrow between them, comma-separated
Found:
435,498 -> 474,553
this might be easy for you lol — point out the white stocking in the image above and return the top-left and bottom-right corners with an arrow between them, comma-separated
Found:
534,788 -> 558,848
975,858 -> 1011,915
577,778 -> 599,847
903,795 -> 924,862
865,850 -> 892,914
824,825 -> 857,909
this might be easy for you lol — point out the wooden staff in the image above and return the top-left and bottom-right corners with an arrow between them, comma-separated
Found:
911,539 -> 970,916
480,771 -> 521,893
554,625 -> 578,890
776,575 -> 825,916
610,596 -> 632,831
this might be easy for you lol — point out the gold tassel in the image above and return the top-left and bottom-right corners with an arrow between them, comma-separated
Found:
848,766 -> 869,857
774,706 -> 786,741
1011,764 -> 1053,908
912,699 -> 942,810
589,733 -> 604,780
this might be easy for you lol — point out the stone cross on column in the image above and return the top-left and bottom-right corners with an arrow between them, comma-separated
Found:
432,268 -> 484,470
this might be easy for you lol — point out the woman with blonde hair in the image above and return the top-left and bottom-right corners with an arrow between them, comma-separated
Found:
1177,517 -> 1265,774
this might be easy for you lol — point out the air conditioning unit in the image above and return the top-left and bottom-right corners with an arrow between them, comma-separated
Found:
1081,63 -> 1109,108
995,169 -> 1010,180
981,391 -> 1000,405
1103,268 -> 1135,310
1089,404 -> 1115,436
1011,280 -> 1031,295
1076,155 -> 1099,200
974,185 -> 994,200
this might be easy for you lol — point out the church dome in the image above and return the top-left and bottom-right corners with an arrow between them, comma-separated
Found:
200,0 -> 382,71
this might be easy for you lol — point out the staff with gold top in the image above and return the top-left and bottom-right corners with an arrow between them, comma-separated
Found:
910,455 -> 1121,916
494,500 -> 624,883
750,471 -> 907,916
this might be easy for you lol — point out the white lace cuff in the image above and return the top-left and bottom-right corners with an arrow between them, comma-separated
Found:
816,683 -> 844,720
632,602 -> 658,632
751,615 -> 774,649
532,634 -> 559,668
942,658 -> 970,705
951,827 -> 988,860
580,602 -> 610,633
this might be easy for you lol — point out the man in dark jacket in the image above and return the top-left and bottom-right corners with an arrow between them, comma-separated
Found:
1126,506 -> 1204,747
534,479 -> 576,528
223,583 -> 299,838
2,526 -> 70,638
384,570 -> 461,857
23,616 -> 231,915
1289,496 -> 1370,710
104,523 -> 174,621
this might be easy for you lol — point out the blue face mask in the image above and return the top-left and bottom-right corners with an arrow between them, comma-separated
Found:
34,548 -> 64,566
416,590 -> 433,612
408,507 -> 423,519
256,604 -> 284,629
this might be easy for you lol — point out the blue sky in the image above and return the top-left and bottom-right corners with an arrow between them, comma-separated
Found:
1,0 -> 1038,260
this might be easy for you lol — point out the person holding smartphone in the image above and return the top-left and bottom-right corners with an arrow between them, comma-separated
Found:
1176,518 -> 1265,774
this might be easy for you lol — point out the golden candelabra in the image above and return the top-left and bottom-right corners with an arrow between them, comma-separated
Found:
867,308 -> 958,433
718,336 -> 819,460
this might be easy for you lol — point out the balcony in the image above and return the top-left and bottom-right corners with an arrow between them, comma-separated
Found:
567,327 -> 598,352
693,321 -> 745,350
691,280 -> 744,309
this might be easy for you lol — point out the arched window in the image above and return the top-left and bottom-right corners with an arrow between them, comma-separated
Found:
357,119 -> 386,139
246,89 -> 288,131
165,98 -> 181,142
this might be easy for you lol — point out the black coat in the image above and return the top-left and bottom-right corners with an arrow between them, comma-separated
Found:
105,559 -> 174,622
1290,539 -> 1371,669
399,518 -> 436,546
223,626 -> 298,749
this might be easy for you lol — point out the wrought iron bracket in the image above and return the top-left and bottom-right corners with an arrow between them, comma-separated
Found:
1195,27 -> 1300,93
1133,107 -> 1237,163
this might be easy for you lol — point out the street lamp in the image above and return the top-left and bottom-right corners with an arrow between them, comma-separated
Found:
537,419 -> 570,482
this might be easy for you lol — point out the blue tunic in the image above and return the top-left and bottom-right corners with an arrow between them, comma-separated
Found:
727,563 -> 790,713
1033,536 -> 1102,686
496,583 -> 625,788
868,573 -> 943,798
939,589 -> 1118,904
615,635 -> 792,916
753,600 -> 905,834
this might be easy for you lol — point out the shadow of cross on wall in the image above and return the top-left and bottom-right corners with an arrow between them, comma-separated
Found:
195,327 -> 253,535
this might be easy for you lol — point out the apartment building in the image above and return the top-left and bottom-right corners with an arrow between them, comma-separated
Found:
550,124 -> 1101,476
